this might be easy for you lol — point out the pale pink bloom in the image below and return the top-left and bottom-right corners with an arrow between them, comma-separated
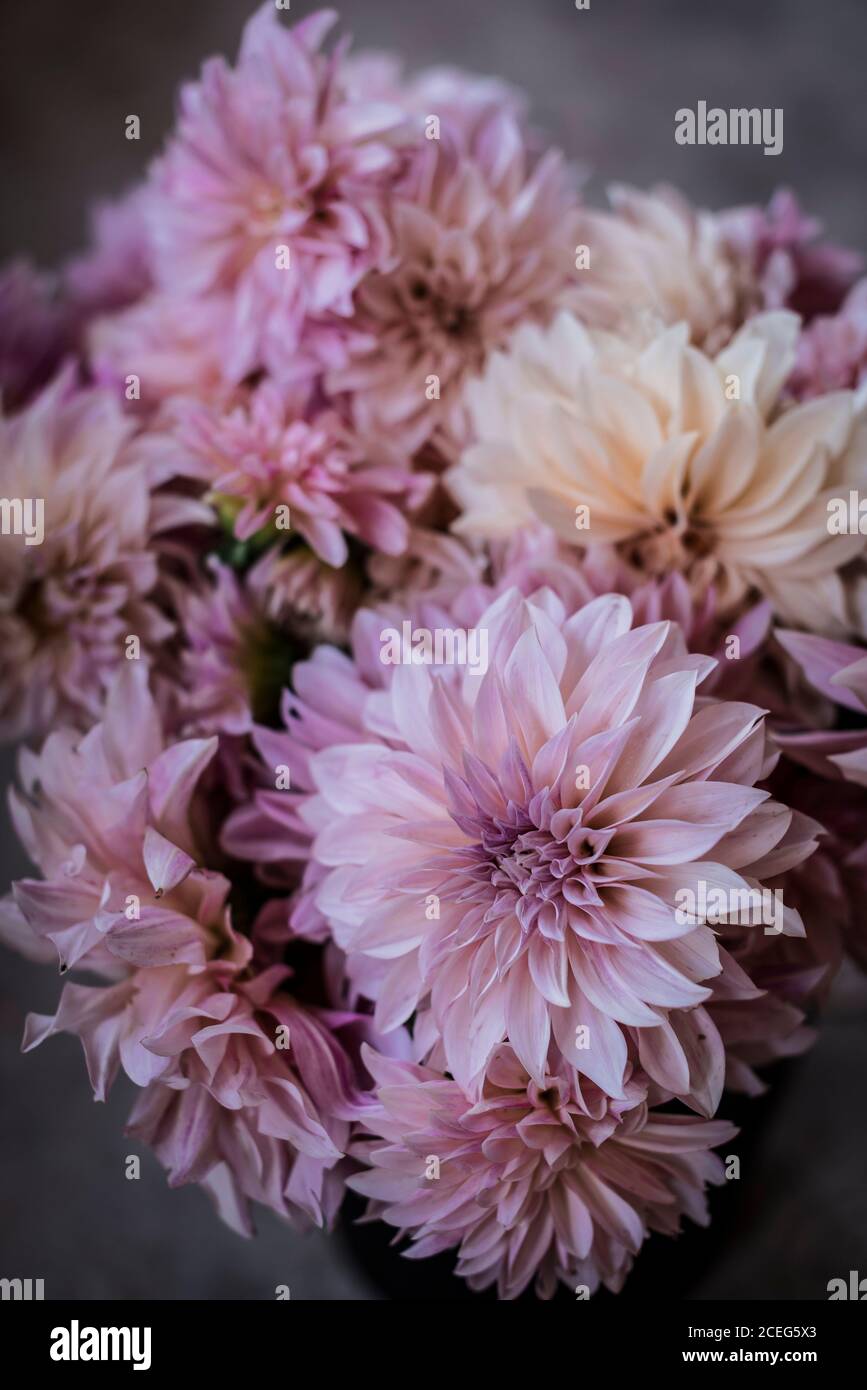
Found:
167,560 -> 264,737
775,629 -> 867,784
2,661 -> 240,975
790,280 -> 867,399
349,1045 -> 735,1298
24,958 -> 362,1232
573,185 -> 738,351
146,6 -> 405,382
167,551 -> 358,738
343,49 -> 524,126
296,587 -> 816,1103
88,292 -> 238,412
0,371 -> 185,740
248,543 -> 362,645
329,103 -> 582,456
64,189 -> 153,322
719,189 -> 862,323
175,380 -> 421,565
449,311 -> 867,633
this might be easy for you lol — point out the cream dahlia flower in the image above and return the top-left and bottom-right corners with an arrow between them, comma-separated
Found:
573,184 -> 739,351
449,310 -> 867,633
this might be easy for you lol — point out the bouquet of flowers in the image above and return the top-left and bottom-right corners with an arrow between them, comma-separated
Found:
2,5 -> 866,1299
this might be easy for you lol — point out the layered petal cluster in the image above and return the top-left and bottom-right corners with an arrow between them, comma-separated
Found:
145,6 -> 406,383
25,955 -> 361,1232
3,661 -> 237,974
790,280 -> 867,400
329,101 -> 582,456
775,629 -> 867,784
448,310 -> 867,632
719,189 -> 862,324
6,662 -> 365,1231
294,587 -> 816,1103
0,371 -> 187,741
573,184 -> 739,351
175,381 -> 422,566
349,1046 -> 735,1298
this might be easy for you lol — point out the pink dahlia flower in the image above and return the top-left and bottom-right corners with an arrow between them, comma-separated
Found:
88,292 -> 238,413
2,661 -> 239,974
248,543 -> 362,645
349,1045 -> 735,1298
64,189 -> 153,323
329,102 -> 582,457
166,558 -> 293,738
175,380 -> 424,566
0,371 -> 191,741
24,957 -> 363,1232
294,587 -> 815,1102
146,6 -> 405,383
790,280 -> 867,400
719,189 -> 862,324
774,629 -> 867,785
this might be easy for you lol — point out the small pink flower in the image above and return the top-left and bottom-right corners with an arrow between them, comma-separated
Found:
64,189 -> 153,322
24,958 -> 364,1233
349,1045 -> 735,1298
720,188 -> 862,322
176,380 -> 423,565
146,6 -> 406,382
790,280 -> 867,399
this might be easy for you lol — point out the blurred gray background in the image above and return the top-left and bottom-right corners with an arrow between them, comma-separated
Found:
1,0 -> 866,1300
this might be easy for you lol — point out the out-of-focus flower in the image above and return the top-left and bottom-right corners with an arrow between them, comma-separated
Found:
24,956 -> 363,1233
295,587 -> 815,1102
145,6 -> 406,383
64,189 -> 153,322
329,103 -> 582,456
790,280 -> 867,400
573,185 -> 738,352
775,629 -> 867,784
88,292 -> 237,412
348,1045 -> 735,1298
0,261 -> 71,411
248,543 -> 363,645
0,371 -> 190,740
167,559 -> 280,737
448,311 -> 867,633
175,380 -> 424,566
719,189 -> 862,323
